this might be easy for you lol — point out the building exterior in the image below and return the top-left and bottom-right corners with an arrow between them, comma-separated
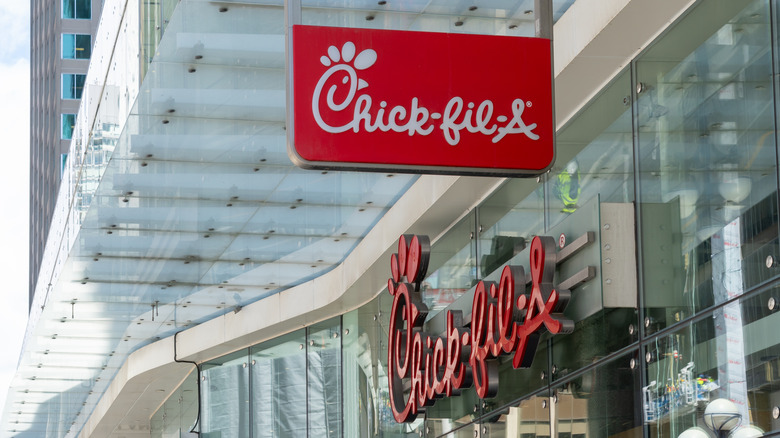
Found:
30,0 -> 102,307
8,0 -> 780,437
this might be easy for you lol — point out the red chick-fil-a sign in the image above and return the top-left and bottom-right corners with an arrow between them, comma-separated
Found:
387,234 -> 573,423
289,25 -> 555,176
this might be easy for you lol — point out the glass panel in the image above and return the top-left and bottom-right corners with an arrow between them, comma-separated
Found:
342,293 -> 424,437
645,285 -> 780,437
201,350 -> 251,438
62,34 -> 75,59
422,212 -> 477,316
62,74 -> 85,99
62,74 -> 75,99
61,154 -> 68,178
151,370 -> 198,438
299,1 -> 578,37
76,34 -> 91,59
140,0 -> 177,78
547,69 -> 634,231
424,384 -> 483,435
637,0 -> 779,333
62,114 -> 75,139
76,0 -> 91,19
478,181 -> 543,279
307,318 -> 342,437
738,286 -> 780,435
482,391 -> 552,438
74,73 -> 85,98
487,340 -> 550,410
554,353 -> 642,438
251,329 -> 307,438
341,308 -> 369,437
548,71 -> 638,383
62,0 -> 75,19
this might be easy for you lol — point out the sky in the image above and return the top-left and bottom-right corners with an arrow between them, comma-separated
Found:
0,0 -> 31,415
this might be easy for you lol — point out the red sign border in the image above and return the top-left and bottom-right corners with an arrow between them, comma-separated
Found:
286,25 -> 556,177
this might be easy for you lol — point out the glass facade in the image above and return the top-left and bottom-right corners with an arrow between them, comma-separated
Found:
190,0 -> 780,436
62,34 -> 91,59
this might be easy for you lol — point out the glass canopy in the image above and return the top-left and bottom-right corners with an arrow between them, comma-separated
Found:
3,0 -> 576,436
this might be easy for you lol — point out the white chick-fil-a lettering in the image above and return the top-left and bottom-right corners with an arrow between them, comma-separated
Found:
312,42 -> 539,146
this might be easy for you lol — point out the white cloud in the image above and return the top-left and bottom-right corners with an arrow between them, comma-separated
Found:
0,2 -> 29,60
0,0 -> 31,418
0,56 -> 30,413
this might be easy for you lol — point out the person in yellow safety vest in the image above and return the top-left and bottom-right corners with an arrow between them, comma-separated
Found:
554,160 -> 581,213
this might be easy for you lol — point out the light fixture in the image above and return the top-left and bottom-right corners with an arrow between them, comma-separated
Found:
729,425 -> 764,438
703,398 -> 741,438
677,427 -> 710,438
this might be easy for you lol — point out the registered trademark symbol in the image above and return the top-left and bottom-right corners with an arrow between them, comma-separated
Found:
527,101 -> 532,107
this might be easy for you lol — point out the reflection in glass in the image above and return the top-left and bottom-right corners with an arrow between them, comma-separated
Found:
548,69 -> 634,230
251,330 -> 307,438
61,114 -> 75,140
482,394 -> 552,438
201,350 -> 251,438
646,285 -> 780,437
307,319 -> 343,437
637,0 -> 779,332
555,353 -> 641,438
150,370 -> 198,438
299,1 -> 577,38
422,213 -> 477,316
343,294 -> 424,437
478,182 -> 542,279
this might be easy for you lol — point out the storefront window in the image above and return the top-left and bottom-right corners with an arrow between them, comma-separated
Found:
422,212 -> 478,316
645,285 -> 780,437
477,182 -> 543,279
250,330 -> 307,438
201,350 -> 251,438
150,370 -> 198,438
307,319 -> 342,437
553,353 -> 642,438
547,69 -> 635,231
343,293 -> 424,437
637,0 -> 780,334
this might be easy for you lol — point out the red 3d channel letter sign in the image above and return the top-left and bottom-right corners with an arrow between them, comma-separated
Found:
289,25 -> 555,176
387,235 -> 574,423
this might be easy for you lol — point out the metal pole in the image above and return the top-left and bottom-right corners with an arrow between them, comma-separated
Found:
534,4 -> 558,436
535,0 -> 555,135
536,0 -> 556,232
285,0 -> 302,153
534,0 -> 554,40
